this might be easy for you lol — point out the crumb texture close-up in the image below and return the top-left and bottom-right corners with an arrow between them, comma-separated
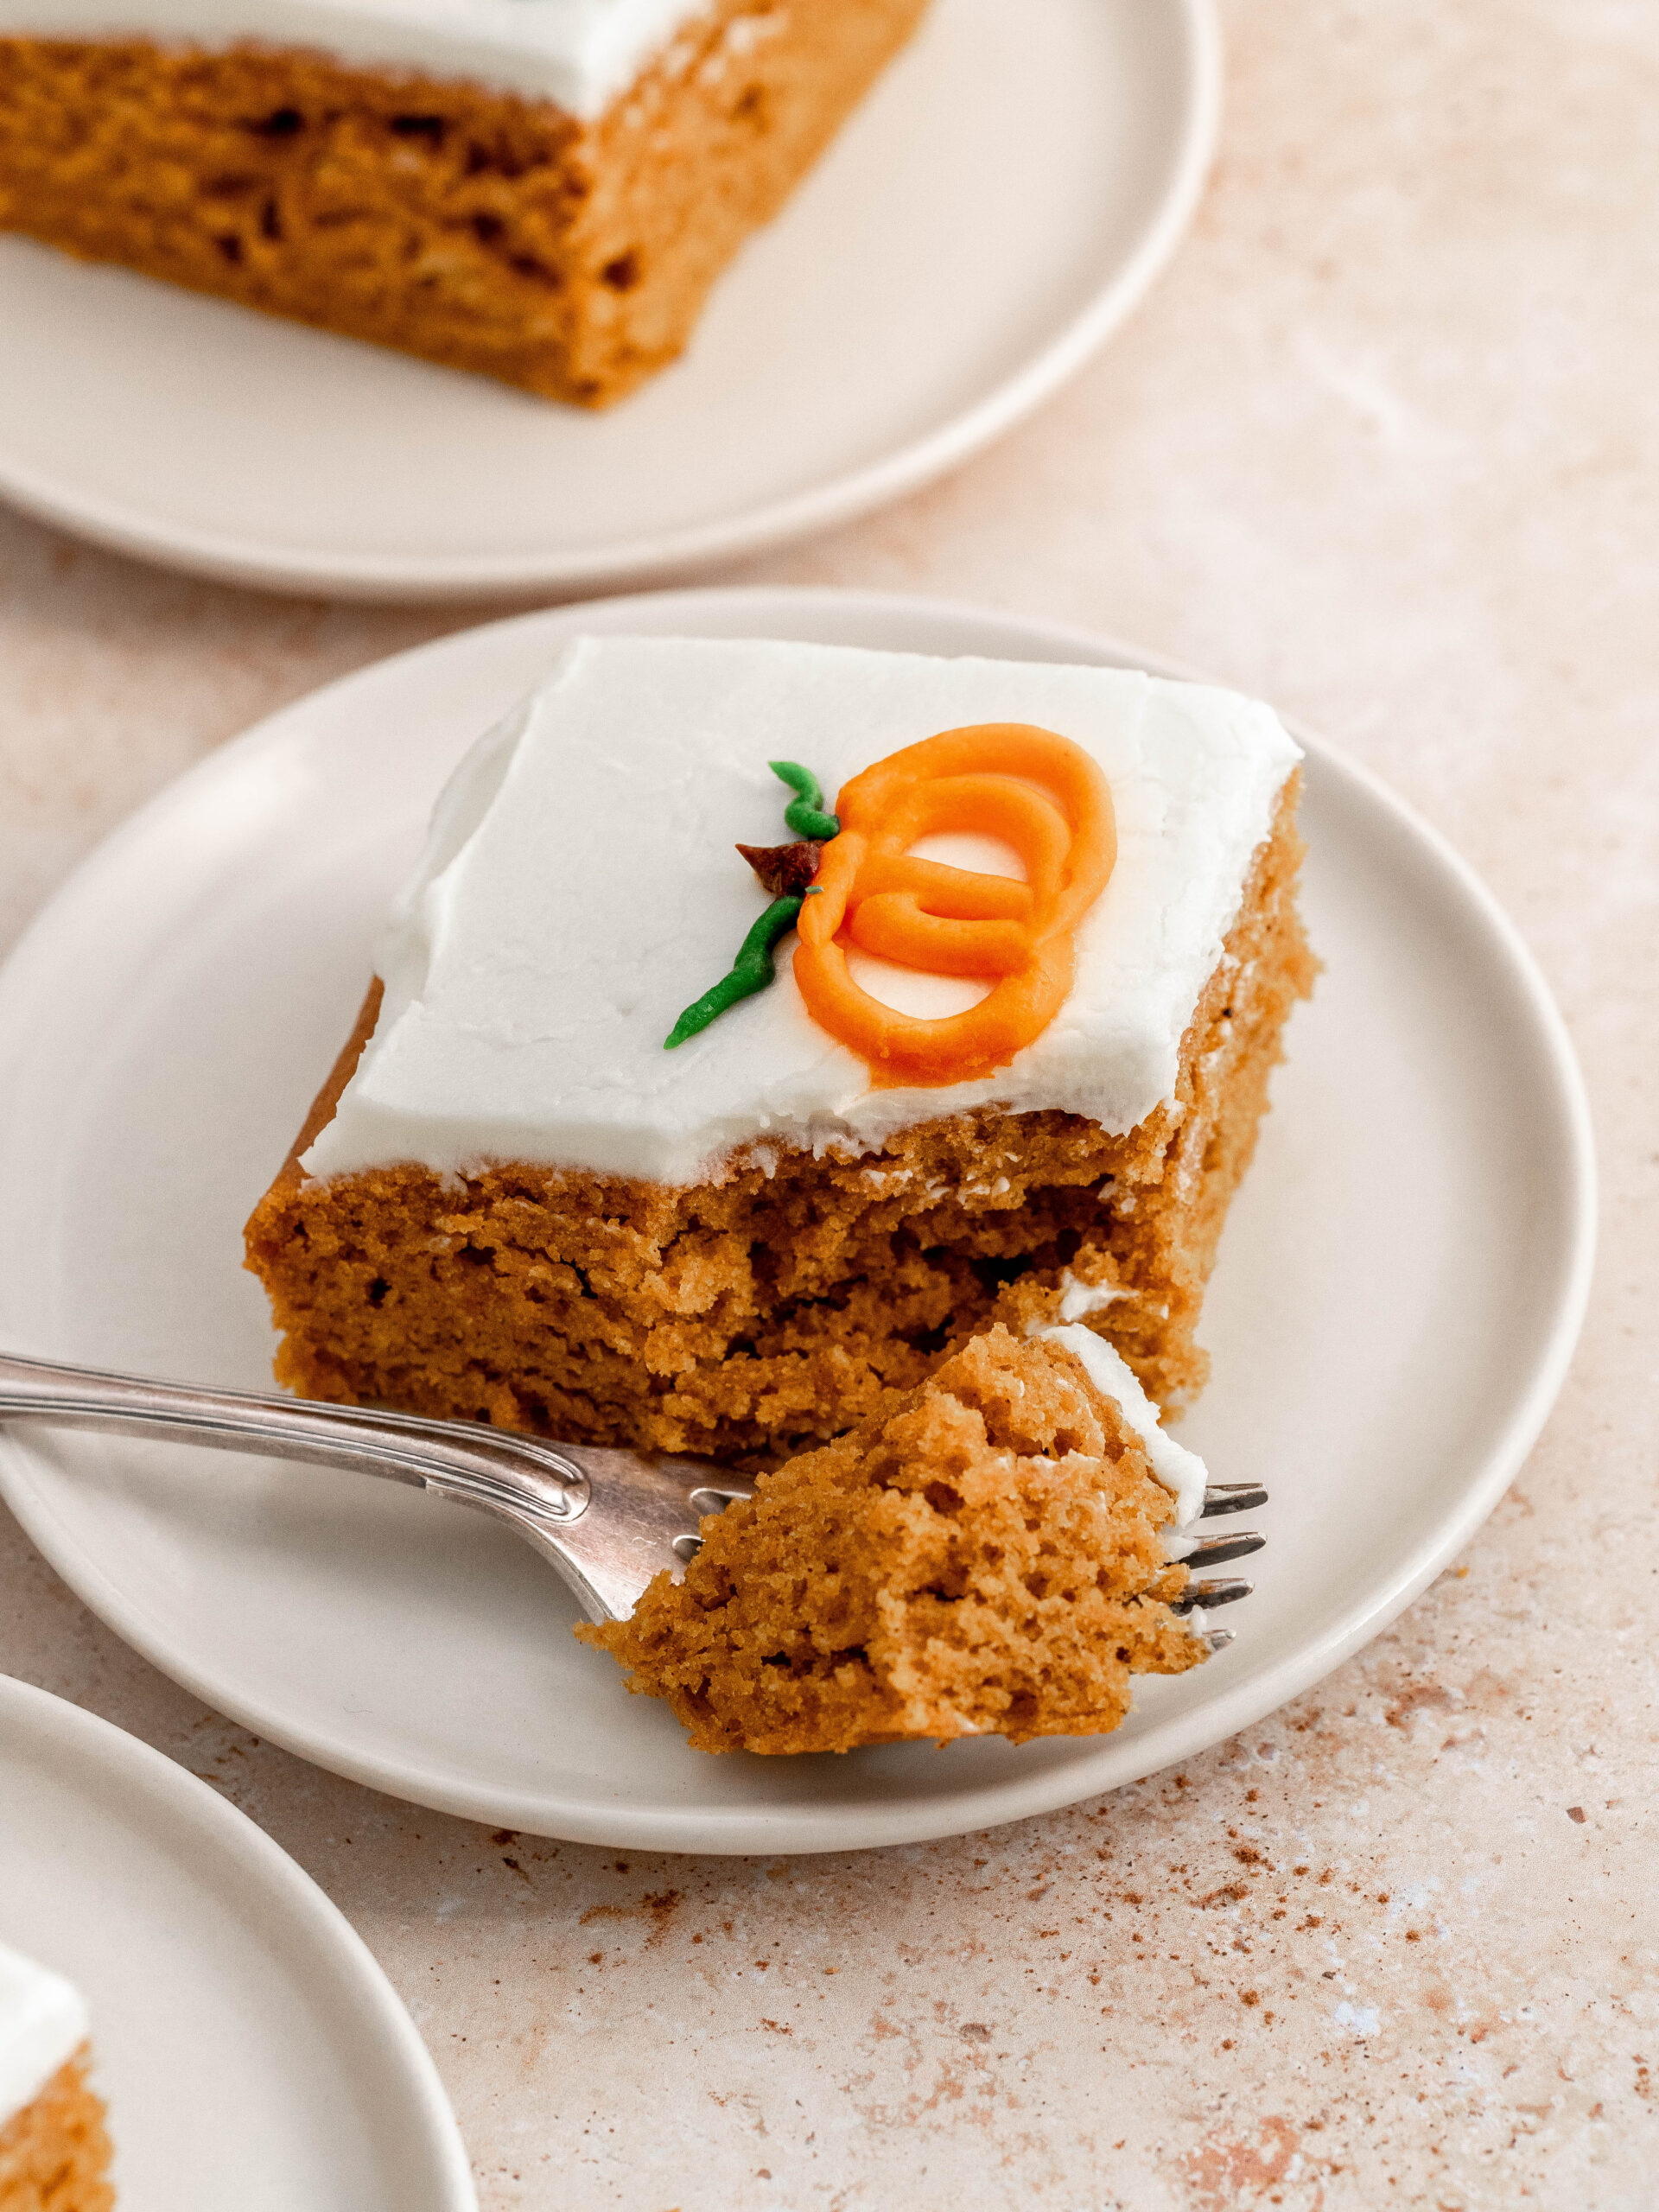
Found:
582,1325 -> 1205,1753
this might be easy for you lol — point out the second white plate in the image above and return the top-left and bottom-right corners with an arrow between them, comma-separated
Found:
0,0 -> 1217,599
0,588 -> 1594,1853
0,1674 -> 475,2212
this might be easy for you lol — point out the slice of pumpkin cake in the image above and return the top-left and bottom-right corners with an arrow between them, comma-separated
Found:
245,634 -> 1313,1465
579,1321 -> 1214,1753
0,1943 -> 112,2212
0,0 -> 931,406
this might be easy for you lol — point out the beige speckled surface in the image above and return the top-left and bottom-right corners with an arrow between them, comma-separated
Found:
3,2 -> 1656,2203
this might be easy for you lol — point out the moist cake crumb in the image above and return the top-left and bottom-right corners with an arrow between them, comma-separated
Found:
579,1324 -> 1209,1752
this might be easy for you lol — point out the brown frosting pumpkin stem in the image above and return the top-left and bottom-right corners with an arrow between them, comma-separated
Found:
735,839 -> 823,898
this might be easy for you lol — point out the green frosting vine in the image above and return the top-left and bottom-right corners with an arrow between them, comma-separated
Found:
770,760 -> 841,842
664,894 -> 809,1049
662,760 -> 840,1050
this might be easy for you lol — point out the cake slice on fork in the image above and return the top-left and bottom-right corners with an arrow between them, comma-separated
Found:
580,1321 -> 1219,1752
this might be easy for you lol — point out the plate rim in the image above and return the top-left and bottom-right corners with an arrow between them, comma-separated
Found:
0,0 -> 1221,602
0,1670 -> 479,2212
0,585 -> 1599,1853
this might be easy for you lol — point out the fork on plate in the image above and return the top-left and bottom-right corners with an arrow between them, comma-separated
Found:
0,1351 -> 1265,1637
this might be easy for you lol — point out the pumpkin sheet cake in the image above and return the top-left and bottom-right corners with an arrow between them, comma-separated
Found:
245,632 -> 1311,1746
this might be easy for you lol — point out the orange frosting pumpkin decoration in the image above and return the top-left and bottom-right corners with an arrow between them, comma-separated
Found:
793,722 -> 1116,1087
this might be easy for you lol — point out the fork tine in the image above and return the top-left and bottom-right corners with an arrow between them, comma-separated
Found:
1199,1626 -> 1236,1653
1175,1529 -> 1266,1572
1201,1481 -> 1268,1518
687,1483 -> 752,1516
1170,1575 -> 1252,1615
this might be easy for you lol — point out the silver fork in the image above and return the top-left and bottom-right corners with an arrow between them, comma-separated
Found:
0,1351 -> 1266,1632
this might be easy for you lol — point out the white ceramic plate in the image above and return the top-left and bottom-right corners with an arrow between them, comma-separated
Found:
0,0 -> 1217,602
0,588 -> 1595,1854
0,1673 -> 476,2212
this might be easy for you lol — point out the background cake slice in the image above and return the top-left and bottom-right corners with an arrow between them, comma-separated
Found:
580,1323 -> 1211,1752
245,633 -> 1313,1464
0,0 -> 929,404
0,1944 -> 112,2212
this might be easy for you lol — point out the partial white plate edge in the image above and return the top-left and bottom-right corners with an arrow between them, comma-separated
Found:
0,1672 -> 479,2209
0,4 -> 1220,602
0,586 -> 1597,1853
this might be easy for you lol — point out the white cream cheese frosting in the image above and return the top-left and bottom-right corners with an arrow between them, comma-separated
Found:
302,634 -> 1302,1190
1028,1319 -> 1207,1534
0,1943 -> 90,2127
0,0 -> 717,114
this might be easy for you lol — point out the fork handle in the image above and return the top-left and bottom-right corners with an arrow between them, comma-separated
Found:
0,1350 -> 734,1624
0,1347 -> 622,1612
0,1348 -> 590,1510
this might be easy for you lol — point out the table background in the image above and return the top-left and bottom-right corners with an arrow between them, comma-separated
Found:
3,3 -> 1656,2204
